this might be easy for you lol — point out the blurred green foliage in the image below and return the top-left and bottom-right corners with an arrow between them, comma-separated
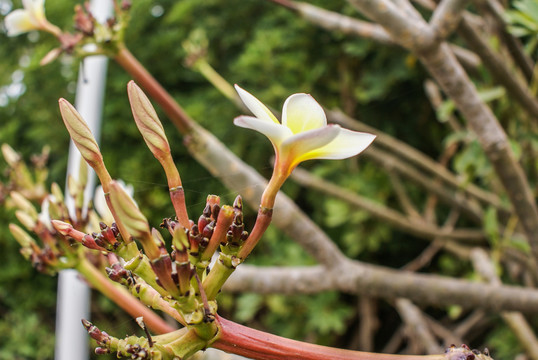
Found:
1,0 -> 534,359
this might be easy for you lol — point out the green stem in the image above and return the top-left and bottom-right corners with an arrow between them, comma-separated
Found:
75,257 -> 174,335
203,255 -> 236,300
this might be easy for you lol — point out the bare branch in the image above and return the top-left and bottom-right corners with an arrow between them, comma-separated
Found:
347,0 -> 435,52
417,43 -> 538,262
294,2 -> 395,45
224,263 -> 538,313
478,0 -> 535,81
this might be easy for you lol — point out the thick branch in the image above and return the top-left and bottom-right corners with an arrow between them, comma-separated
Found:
224,263 -> 538,313
291,167 -> 485,242
430,0 -> 468,39
347,0 -> 435,52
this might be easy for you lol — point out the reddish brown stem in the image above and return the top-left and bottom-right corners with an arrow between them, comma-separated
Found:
114,46 -> 194,135
213,315 -> 442,360
237,206 -> 273,259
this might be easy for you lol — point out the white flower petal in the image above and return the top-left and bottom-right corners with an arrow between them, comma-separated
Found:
298,129 -> 376,162
235,85 -> 280,124
280,125 -> 340,167
234,116 -> 292,147
282,93 -> 327,134
4,10 -> 36,36
23,0 -> 46,23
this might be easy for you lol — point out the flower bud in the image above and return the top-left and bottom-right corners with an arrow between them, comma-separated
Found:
1,144 -> 20,167
16,210 -> 36,230
108,181 -> 148,239
9,223 -> 36,248
127,81 -> 171,162
9,191 -> 38,218
59,99 -> 103,169
50,183 -> 64,203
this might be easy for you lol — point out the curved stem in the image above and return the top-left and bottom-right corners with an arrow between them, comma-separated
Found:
213,315 -> 443,360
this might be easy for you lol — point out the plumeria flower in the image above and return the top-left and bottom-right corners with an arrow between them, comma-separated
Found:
4,0 -> 61,37
233,85 -> 375,207
234,85 -> 375,175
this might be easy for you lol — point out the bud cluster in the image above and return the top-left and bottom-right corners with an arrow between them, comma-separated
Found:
3,83 -> 273,359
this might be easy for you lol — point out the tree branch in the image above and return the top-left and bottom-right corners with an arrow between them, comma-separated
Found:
430,0 -> 468,39
224,263 -> 538,313
417,42 -> 538,262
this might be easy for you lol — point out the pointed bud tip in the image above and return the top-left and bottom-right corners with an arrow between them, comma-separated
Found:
51,220 -> 73,235
81,319 -> 94,331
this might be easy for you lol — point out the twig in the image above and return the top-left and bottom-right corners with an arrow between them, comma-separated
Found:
291,167 -> 485,243
471,248 -> 538,360
326,109 -> 503,211
453,310 -> 487,338
424,80 -> 463,133
364,147 -> 484,223
395,298 -> 443,354
402,240 -> 444,272
388,171 -> 422,220
383,326 -> 406,354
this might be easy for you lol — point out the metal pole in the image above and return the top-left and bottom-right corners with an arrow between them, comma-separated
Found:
54,1 -> 112,358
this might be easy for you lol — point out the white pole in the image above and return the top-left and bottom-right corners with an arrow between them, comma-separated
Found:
54,1 -> 112,359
